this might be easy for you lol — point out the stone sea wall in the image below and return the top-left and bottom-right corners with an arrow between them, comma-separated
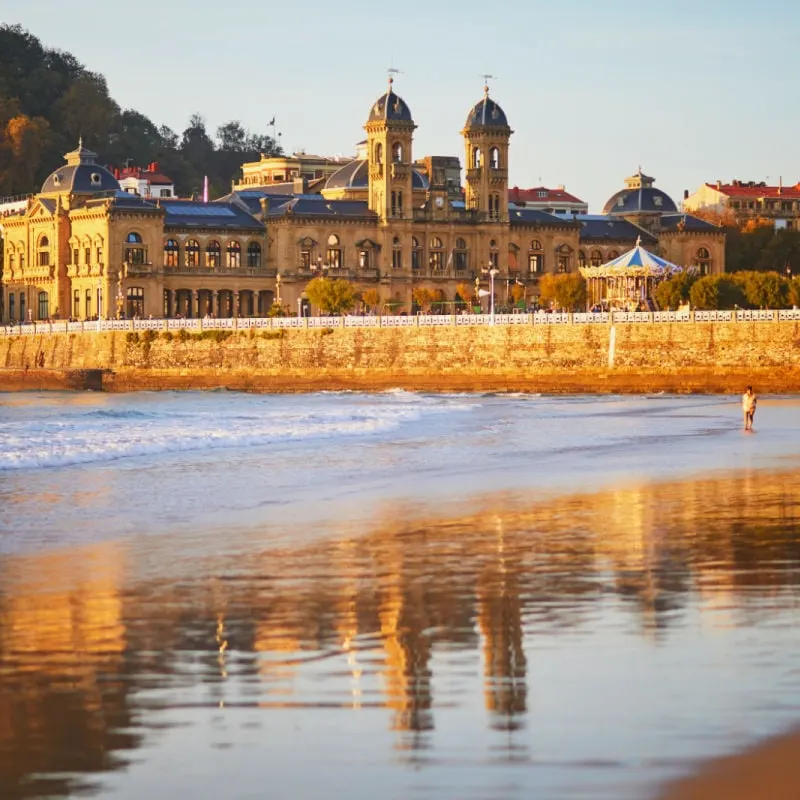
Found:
2,320 -> 800,393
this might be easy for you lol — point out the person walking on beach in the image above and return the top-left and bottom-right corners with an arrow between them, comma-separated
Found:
742,386 -> 757,431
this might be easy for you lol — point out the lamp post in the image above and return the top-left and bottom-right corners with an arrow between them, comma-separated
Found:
275,273 -> 282,306
482,265 -> 499,324
474,276 -> 480,314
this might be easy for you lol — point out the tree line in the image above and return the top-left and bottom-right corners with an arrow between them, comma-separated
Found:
0,24 -> 281,199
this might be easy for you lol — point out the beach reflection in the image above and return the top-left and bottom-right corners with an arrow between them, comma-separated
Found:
0,468 -> 799,798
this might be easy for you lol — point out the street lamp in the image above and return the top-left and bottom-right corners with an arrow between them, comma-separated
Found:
474,276 -> 480,313
275,273 -> 282,305
482,265 -> 499,323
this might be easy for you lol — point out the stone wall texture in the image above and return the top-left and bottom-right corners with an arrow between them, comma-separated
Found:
2,320 -> 800,393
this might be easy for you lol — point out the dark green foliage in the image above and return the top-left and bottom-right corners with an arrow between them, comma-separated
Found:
654,273 -> 696,310
689,276 -> 747,310
0,24 -> 282,197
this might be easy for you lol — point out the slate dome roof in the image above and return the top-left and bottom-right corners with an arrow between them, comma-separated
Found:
602,170 -> 677,215
367,80 -> 413,123
602,186 -> 678,215
465,90 -> 509,129
41,141 -> 120,195
324,159 -> 428,191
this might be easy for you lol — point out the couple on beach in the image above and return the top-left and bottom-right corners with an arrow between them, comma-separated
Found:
742,386 -> 757,431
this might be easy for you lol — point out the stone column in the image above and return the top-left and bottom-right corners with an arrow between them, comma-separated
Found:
191,289 -> 198,319
165,289 -> 173,318
233,290 -> 240,318
211,289 -> 218,318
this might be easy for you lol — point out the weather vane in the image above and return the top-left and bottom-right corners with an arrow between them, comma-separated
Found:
387,66 -> 402,86
480,73 -> 498,92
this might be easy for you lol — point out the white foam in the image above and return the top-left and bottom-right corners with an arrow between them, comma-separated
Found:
0,394 -> 474,472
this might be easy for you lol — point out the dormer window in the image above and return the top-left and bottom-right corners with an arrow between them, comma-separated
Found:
90,173 -> 102,185
53,174 -> 62,186
653,196 -> 663,207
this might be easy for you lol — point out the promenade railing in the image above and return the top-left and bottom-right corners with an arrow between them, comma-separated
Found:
1,308 -> 797,337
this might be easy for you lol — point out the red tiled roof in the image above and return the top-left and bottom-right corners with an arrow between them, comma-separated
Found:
708,182 -> 800,199
509,185 -> 585,204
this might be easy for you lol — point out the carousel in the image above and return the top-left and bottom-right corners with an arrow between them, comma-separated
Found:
580,237 -> 684,311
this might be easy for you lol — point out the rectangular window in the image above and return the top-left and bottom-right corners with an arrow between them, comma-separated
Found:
73,289 -> 80,319
300,250 -> 311,268
429,251 -> 443,271
8,254 -> 14,269
73,249 -> 79,265
411,249 -> 420,271
97,287 -> 103,318
392,249 -> 402,269
85,289 -> 92,318
454,251 -> 467,271
19,293 -> 25,321
528,254 -> 543,273
9,294 -> 14,321
38,251 -> 50,266
97,247 -> 103,264
557,256 -> 569,273
85,248 -> 91,265
359,250 -> 369,268
489,252 -> 498,269
326,248 -> 342,268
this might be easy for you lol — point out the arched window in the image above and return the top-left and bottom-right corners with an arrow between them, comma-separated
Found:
429,237 -> 444,271
375,143 -> 383,165
392,236 -> 402,270
37,235 -> 50,266
607,250 -> 619,260
578,250 -> 587,268
247,241 -> 262,267
226,240 -> 241,268
696,246 -> 712,275
411,236 -> 421,271
490,147 -> 500,169
124,231 -> 145,265
164,239 -> 179,267
454,238 -> 468,271
206,240 -> 221,268
126,287 -> 145,319
392,142 -> 403,163
38,291 -> 49,320
528,240 -> 544,274
326,234 -> 341,268
590,250 -> 603,267
185,239 -> 200,267
472,147 -> 481,169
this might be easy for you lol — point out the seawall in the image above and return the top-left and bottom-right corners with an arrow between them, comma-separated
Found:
2,321 -> 800,393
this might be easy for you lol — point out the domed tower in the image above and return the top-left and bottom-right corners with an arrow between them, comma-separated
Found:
462,86 -> 512,223
602,169 -> 677,231
365,77 -> 416,221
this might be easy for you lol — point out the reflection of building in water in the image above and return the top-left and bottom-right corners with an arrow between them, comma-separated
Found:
0,543 -> 134,797
331,540 -> 365,709
376,536 -> 433,747
252,597 -> 302,697
477,517 -> 527,730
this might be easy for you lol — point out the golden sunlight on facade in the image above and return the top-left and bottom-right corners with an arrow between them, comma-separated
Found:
2,83 -> 724,322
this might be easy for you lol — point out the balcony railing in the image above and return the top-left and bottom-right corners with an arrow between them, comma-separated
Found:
163,264 -> 271,276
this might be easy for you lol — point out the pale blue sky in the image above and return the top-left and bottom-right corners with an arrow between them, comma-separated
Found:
3,0 -> 799,210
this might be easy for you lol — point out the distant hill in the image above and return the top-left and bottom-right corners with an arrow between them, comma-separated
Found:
0,24 -> 281,198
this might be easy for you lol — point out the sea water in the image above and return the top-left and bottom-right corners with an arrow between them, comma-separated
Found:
0,391 -> 798,799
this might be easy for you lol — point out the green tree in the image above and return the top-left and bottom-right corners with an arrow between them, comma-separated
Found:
732,271 -> 790,309
540,273 -> 587,311
654,272 -> 695,310
412,286 -> 435,312
305,277 -> 357,315
689,276 -> 746,310
54,72 -> 119,146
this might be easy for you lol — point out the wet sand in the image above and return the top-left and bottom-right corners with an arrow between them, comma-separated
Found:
4,365 -> 800,394
656,728 -> 800,800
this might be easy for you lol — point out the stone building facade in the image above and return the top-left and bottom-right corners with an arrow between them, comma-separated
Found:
1,88 -> 724,322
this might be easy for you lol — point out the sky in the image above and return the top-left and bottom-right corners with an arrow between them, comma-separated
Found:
3,0 -> 800,211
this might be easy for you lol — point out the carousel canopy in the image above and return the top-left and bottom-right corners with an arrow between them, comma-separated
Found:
580,237 -> 684,278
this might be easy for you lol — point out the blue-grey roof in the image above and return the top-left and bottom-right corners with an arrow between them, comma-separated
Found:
576,215 -> 656,243
265,197 -> 378,220
659,213 -> 722,233
509,208 -> 574,226
368,85 -> 413,123
41,161 -> 120,195
324,159 -> 428,191
465,93 -> 510,130
602,187 -> 678,215
161,200 -> 262,230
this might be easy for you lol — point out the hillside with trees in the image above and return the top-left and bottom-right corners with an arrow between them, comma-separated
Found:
0,24 -> 281,199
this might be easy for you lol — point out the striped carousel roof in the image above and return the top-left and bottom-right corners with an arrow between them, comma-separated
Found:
579,237 -> 683,278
